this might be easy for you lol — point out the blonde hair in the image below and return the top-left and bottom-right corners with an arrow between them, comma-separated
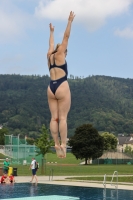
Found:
55,43 -> 60,51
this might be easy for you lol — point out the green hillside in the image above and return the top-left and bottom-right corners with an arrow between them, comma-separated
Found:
0,74 -> 133,137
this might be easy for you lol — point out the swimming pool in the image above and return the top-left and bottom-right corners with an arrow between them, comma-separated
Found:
0,183 -> 133,200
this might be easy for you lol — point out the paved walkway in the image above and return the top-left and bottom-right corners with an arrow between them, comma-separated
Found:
15,176 -> 133,190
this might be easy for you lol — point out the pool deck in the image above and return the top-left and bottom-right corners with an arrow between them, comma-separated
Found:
15,176 -> 133,190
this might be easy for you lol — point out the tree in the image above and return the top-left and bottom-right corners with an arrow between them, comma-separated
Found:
101,132 -> 117,151
1,74 -> 133,136
35,125 -> 53,157
35,125 -> 53,174
69,124 -> 104,165
26,137 -> 35,145
0,128 -> 9,145
124,145 -> 133,156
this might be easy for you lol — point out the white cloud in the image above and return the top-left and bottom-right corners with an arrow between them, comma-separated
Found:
115,27 -> 133,38
0,0 -> 36,43
0,0 -> 132,43
0,11 -> 25,40
35,0 -> 133,31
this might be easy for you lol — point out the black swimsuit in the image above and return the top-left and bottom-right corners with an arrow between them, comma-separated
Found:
49,55 -> 68,95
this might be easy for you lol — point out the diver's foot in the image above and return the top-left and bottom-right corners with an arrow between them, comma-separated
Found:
55,145 -> 64,158
60,145 -> 67,158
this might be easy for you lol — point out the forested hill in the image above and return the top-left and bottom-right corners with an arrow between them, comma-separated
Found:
0,74 -> 133,138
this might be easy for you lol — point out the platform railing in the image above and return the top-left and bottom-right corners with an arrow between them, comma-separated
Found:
49,168 -> 53,181
111,171 -> 118,188
103,174 -> 106,188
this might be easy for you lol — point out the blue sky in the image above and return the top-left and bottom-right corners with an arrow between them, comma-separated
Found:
0,0 -> 133,79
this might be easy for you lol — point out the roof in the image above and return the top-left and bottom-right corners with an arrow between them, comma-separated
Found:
100,152 -> 132,159
118,136 -> 131,145
124,140 -> 133,144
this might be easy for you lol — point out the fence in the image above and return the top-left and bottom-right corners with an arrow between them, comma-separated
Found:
3,135 -> 133,166
4,135 -> 43,165
93,150 -> 133,165
1,144 -> 133,176
0,145 -> 4,154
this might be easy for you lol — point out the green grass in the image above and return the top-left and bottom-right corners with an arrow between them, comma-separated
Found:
45,152 -> 84,164
43,164 -> 133,176
0,163 -> 132,177
0,153 -> 7,159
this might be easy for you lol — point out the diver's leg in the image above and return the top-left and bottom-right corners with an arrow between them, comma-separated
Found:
55,81 -> 71,157
47,86 -> 59,145
47,86 -> 63,157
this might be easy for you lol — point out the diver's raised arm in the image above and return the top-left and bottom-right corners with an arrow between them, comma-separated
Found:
59,11 -> 75,52
47,23 -> 55,58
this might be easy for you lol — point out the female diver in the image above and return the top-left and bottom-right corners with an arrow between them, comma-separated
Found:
47,11 -> 75,158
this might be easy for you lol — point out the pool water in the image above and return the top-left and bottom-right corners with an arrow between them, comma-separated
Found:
0,183 -> 133,200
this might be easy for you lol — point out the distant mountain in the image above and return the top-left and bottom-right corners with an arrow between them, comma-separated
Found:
0,74 -> 133,137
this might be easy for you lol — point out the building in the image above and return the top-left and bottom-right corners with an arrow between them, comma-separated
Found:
117,134 -> 133,152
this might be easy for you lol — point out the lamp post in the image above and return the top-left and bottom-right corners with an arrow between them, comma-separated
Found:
10,134 -> 12,160
4,134 -> 12,157
25,136 -> 26,161
18,134 -> 20,164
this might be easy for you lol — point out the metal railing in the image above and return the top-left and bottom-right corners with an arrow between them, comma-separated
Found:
103,188 -> 106,200
111,189 -> 118,199
111,171 -> 118,188
49,168 -> 53,181
103,172 -> 118,200
103,174 -> 106,188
